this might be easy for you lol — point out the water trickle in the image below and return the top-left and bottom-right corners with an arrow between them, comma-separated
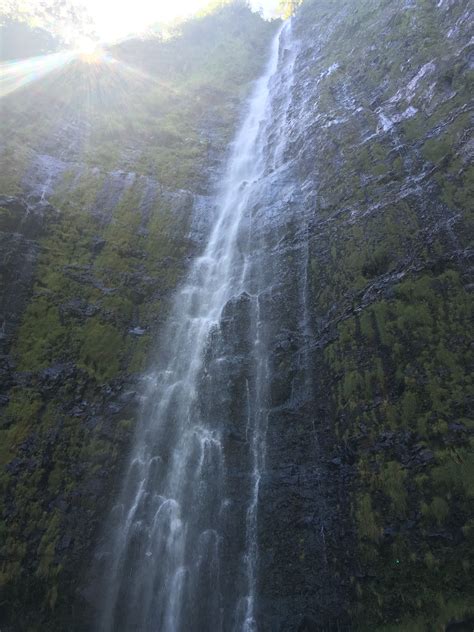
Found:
95,21 -> 296,632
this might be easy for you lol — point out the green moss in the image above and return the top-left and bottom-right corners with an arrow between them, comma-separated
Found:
77,319 -> 123,381
14,298 -> 67,371
0,205 -> 17,231
422,136 -> 452,164
127,334 -> 153,373
402,114 -> 429,141
422,113 -> 471,165
400,391 -> 417,426
356,493 -> 380,542
0,389 -> 43,465
431,448 -> 474,498
0,7 -> 279,627
324,266 -> 472,627
0,143 -> 33,195
380,461 -> 407,516
421,496 -> 450,526
2,0 -> 473,628
299,0 -> 473,626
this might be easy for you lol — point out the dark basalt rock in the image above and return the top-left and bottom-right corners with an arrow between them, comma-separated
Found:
0,0 -> 473,630
0,196 -> 58,358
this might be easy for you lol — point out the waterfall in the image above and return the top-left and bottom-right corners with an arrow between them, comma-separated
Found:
95,21 -> 297,632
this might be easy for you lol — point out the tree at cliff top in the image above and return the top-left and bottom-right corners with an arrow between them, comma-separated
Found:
0,0 -> 96,59
277,0 -> 302,19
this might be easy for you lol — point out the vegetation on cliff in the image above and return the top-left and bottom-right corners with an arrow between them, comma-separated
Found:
0,0 -> 472,629
295,0 -> 473,627
0,3 -> 277,629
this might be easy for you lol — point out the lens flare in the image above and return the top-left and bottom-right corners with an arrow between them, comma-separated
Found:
76,38 -> 105,64
0,51 -> 75,98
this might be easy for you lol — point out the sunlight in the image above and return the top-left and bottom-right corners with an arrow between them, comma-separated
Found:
0,51 -> 75,98
0,0 -> 280,100
79,0 -> 214,41
79,0 -> 278,41
76,39 -> 106,64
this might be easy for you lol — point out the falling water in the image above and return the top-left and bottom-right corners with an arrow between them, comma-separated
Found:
96,22 -> 297,632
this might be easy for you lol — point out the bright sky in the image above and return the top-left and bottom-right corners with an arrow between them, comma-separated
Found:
80,0 -> 279,42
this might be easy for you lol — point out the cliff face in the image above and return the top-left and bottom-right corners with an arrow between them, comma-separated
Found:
264,0 -> 472,628
0,5 -> 277,629
0,0 -> 472,630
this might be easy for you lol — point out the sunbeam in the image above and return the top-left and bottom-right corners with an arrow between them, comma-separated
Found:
0,45 -> 169,102
0,51 -> 76,98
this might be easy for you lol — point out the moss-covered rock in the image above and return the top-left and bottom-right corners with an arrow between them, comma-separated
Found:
292,0 -> 473,627
0,4 -> 277,629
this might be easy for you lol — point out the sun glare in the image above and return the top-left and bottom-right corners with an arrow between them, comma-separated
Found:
78,0 -> 278,42
78,49 -> 104,64
0,51 -> 75,98
0,0 -> 279,100
76,39 -> 105,64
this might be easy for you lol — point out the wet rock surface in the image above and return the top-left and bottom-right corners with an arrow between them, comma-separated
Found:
0,6 -> 278,630
272,0 -> 473,628
0,0 -> 473,630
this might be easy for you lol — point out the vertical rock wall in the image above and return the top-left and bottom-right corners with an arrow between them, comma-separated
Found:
254,0 -> 473,628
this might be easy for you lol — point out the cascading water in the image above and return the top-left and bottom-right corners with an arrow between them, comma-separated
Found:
95,22 -> 298,632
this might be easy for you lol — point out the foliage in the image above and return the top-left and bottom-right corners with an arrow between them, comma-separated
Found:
278,0 -> 303,19
1,0 -> 96,52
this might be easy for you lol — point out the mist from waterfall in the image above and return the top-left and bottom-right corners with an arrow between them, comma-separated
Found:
95,21 -> 297,632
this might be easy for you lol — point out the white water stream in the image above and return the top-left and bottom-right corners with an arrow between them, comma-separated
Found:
97,22 -> 296,632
